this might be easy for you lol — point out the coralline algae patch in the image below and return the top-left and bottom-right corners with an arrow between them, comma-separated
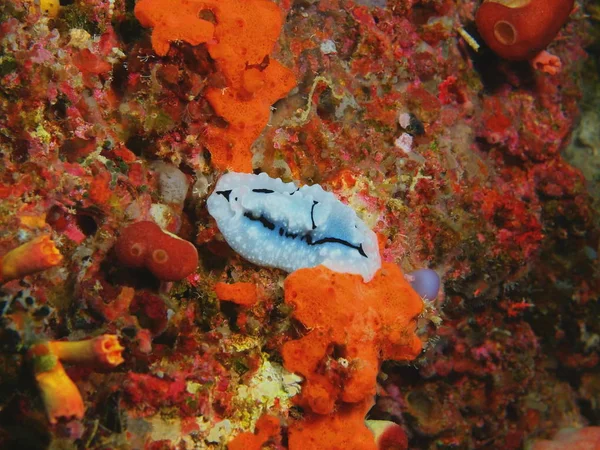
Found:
0,0 -> 599,449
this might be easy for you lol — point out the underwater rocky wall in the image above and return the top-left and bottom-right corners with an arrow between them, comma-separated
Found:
0,0 -> 599,449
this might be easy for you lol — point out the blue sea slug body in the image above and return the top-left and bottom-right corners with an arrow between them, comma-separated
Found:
207,172 -> 382,281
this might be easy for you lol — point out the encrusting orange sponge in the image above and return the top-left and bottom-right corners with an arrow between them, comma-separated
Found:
215,282 -> 258,306
0,235 -> 62,283
281,263 -> 423,415
288,399 -> 379,450
134,0 -> 296,172
228,415 -> 281,450
28,335 -> 124,424
475,0 -> 574,62
133,0 -> 214,57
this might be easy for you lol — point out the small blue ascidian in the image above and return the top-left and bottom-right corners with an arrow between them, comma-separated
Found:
406,268 -> 440,300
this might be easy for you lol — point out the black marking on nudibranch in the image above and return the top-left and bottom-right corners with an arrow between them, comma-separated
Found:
217,190 -> 232,201
252,188 -> 275,193
310,238 -> 368,257
242,211 -> 369,258
244,212 -> 275,230
310,201 -> 318,230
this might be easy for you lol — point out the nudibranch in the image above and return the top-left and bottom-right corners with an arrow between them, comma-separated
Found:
475,0 -> 574,65
207,172 -> 381,282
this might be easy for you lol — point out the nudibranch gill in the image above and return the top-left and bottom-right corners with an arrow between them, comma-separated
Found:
207,172 -> 382,282
475,0 -> 574,61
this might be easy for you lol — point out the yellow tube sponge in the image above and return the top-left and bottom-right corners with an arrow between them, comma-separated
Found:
29,343 -> 85,424
0,235 -> 63,283
49,335 -> 125,367
29,335 -> 124,424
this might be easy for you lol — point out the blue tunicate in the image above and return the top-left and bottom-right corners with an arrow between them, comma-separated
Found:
408,268 -> 440,300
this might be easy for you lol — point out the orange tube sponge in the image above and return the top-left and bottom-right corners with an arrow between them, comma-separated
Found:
282,263 -> 423,415
49,335 -> 125,367
0,235 -> 62,283
215,282 -> 258,306
29,343 -> 85,424
475,0 -> 574,61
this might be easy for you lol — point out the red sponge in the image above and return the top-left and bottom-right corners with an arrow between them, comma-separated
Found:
115,221 -> 198,281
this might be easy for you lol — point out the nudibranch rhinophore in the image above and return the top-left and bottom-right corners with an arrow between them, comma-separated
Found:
475,0 -> 574,61
207,172 -> 382,282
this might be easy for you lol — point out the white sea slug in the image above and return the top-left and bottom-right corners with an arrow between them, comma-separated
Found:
207,172 -> 382,282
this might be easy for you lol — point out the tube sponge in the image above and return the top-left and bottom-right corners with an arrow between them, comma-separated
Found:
0,235 -> 63,283
28,335 -> 124,424
29,343 -> 85,424
49,335 -> 125,367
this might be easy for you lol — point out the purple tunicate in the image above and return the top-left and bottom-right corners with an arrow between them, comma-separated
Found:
407,268 -> 440,300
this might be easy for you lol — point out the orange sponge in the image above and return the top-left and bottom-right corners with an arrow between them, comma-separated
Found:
288,400 -> 378,450
201,0 -> 296,172
215,281 -> 258,306
134,0 -> 215,57
282,263 -> 423,415
228,415 -> 281,450
134,0 -> 296,172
